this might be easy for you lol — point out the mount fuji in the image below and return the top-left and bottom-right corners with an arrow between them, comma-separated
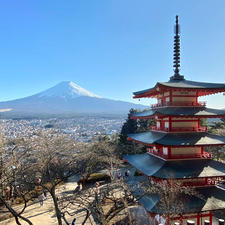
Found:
0,81 -> 145,116
36,81 -> 101,99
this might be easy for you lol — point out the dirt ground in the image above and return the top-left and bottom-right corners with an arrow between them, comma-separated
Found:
0,176 -> 95,225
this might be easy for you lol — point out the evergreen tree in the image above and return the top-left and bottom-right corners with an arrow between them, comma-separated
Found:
200,118 -> 207,127
119,108 -> 138,145
118,108 -> 152,157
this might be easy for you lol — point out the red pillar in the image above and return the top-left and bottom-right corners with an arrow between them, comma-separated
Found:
197,213 -> 200,225
198,118 -> 200,130
201,146 -> 204,154
169,116 -> 172,132
168,146 -> 171,159
170,90 -> 172,105
209,211 -> 213,225
196,91 -> 198,105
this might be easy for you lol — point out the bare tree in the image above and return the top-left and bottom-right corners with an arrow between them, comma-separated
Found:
206,125 -> 225,161
83,136 -> 121,179
143,178 -> 203,223
15,131 -> 87,225
0,136 -> 34,225
58,179 -> 141,225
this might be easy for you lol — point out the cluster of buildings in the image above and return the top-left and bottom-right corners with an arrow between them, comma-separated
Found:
0,116 -> 124,141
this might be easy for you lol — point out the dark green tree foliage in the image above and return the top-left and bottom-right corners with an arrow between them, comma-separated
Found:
118,108 -> 154,156
200,118 -> 207,127
119,109 -> 138,145
136,118 -> 155,132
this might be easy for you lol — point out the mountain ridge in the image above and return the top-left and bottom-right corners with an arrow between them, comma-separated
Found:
0,81 -> 145,116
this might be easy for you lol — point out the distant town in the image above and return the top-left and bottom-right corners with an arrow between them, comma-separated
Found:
0,115 -> 126,142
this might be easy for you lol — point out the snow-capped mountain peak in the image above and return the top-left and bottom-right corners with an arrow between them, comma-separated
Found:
0,81 -> 146,115
37,81 -> 101,99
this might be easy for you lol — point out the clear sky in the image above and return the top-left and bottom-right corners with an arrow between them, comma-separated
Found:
0,0 -> 224,108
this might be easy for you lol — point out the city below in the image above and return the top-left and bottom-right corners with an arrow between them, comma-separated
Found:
0,115 -> 125,142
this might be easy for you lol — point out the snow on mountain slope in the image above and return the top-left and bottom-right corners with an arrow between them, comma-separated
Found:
0,81 -> 145,115
36,81 -> 100,99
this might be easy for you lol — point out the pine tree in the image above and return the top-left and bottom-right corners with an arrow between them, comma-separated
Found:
118,108 -> 152,157
119,108 -> 138,145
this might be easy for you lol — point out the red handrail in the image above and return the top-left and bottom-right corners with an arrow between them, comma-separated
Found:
147,150 -> 212,159
151,101 -> 206,108
149,126 -> 207,132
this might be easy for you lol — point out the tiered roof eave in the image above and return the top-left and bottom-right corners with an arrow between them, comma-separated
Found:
127,131 -> 225,147
130,107 -> 225,120
133,80 -> 225,99
127,177 -> 225,214
124,153 -> 225,178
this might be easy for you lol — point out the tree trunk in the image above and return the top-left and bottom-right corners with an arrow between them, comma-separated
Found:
0,195 -> 33,225
50,187 -> 62,225
82,209 -> 90,225
61,212 -> 70,225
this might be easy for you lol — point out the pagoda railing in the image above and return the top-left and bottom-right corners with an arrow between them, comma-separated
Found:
147,150 -> 212,160
183,180 -> 212,187
150,126 -> 207,132
150,177 -> 222,187
151,101 -> 206,108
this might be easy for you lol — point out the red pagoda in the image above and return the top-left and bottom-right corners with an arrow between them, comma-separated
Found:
124,16 -> 225,225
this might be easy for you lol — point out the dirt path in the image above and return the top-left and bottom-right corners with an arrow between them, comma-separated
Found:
0,176 -> 94,225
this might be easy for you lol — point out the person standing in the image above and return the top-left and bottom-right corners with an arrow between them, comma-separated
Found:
125,169 -> 130,178
39,193 -> 45,206
5,186 -> 11,201
72,218 -> 76,225
43,189 -> 47,198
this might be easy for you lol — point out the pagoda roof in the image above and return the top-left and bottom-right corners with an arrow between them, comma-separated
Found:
129,180 -> 225,214
123,153 -> 225,178
133,79 -> 225,98
131,107 -> 225,119
128,131 -> 225,146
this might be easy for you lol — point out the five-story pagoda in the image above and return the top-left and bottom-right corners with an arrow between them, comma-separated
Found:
124,16 -> 225,225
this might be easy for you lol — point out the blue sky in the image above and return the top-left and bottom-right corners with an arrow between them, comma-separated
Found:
0,0 -> 224,108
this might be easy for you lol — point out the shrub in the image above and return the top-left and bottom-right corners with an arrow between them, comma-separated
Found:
78,172 -> 111,185
87,173 -> 111,183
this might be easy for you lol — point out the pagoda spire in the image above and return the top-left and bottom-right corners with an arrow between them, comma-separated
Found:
170,15 -> 184,81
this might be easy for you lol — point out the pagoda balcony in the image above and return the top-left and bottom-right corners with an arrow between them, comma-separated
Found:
147,150 -> 212,160
150,177 -> 219,187
151,101 -> 206,108
150,126 -> 207,133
